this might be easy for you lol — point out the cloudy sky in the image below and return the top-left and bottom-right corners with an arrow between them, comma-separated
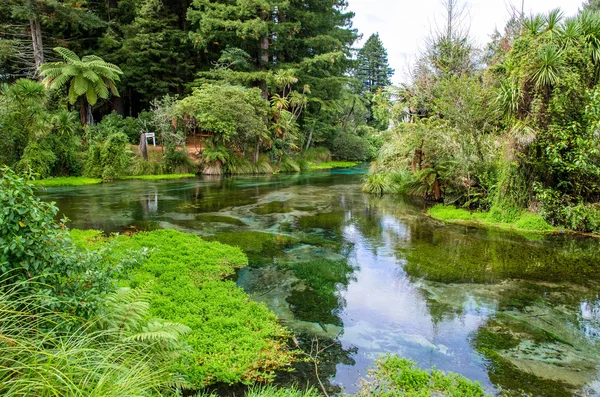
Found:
347,0 -> 583,83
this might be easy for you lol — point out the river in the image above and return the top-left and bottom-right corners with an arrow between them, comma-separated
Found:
38,167 -> 600,396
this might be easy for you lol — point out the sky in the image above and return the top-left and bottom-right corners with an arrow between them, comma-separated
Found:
347,0 -> 583,84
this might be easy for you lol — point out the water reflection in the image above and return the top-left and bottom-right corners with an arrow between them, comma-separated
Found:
38,170 -> 600,396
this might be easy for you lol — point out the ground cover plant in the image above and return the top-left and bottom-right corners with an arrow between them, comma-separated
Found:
71,229 -> 296,388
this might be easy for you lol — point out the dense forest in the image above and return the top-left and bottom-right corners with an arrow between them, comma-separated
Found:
0,0 -> 393,180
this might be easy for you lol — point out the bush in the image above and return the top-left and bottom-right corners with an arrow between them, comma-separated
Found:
225,154 -> 254,174
252,154 -> 274,174
332,132 -> 373,161
279,156 -> 301,173
164,145 -> 196,174
0,284 -> 189,396
84,133 -> 131,181
301,147 -> 332,163
362,173 -> 395,195
92,111 -> 146,144
0,168 -> 133,317
16,142 -> 57,179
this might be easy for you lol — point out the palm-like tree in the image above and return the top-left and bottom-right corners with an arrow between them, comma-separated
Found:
39,47 -> 123,125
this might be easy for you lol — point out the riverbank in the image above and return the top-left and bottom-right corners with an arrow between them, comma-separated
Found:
33,174 -> 196,187
33,163 -> 359,187
428,204 -> 556,233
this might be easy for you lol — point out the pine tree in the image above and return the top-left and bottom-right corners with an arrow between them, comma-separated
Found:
356,33 -> 394,94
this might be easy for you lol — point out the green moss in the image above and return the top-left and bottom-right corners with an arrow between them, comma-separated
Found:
298,212 -> 345,231
178,196 -> 259,213
310,161 -> 357,170
206,231 -> 299,266
120,173 -> 196,180
196,214 -> 247,226
359,355 -> 489,396
33,177 -> 103,187
476,349 -> 574,396
71,229 -> 294,388
428,205 -> 555,233
251,201 -> 293,215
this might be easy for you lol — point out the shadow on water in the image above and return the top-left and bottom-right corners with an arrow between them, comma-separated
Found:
38,167 -> 600,396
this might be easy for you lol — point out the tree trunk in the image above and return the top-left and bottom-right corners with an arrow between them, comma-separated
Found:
28,0 -> 44,78
79,100 -> 93,126
305,120 -> 315,151
139,133 -> 148,160
254,138 -> 261,164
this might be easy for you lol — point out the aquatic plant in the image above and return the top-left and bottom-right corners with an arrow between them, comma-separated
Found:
356,355 -> 489,396
206,231 -> 299,266
252,201 -> 293,215
71,229 -> 296,388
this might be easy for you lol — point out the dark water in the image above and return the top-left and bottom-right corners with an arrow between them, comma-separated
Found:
38,168 -> 600,396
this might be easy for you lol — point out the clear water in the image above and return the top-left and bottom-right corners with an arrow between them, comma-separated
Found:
38,168 -> 600,396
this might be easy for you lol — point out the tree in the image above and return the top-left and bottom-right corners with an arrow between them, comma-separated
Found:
356,33 -> 394,94
583,0 -> 600,12
39,47 -> 123,125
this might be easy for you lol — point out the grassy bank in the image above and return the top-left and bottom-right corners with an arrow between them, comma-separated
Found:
120,173 -> 196,180
309,161 -> 357,170
428,205 -> 556,233
33,177 -> 103,187
34,174 -> 197,187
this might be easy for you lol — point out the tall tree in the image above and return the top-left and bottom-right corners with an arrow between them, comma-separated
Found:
39,47 -> 123,125
355,33 -> 394,94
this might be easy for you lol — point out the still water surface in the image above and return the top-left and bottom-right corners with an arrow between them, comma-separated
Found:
39,168 -> 600,396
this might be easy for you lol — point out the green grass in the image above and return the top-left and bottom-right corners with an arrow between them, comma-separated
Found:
428,205 -> 555,233
309,161 -> 357,170
71,229 -> 295,388
120,173 -> 196,180
33,174 -> 196,187
32,177 -> 103,187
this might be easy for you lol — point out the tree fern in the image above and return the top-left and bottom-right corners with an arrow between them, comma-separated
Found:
38,47 -> 123,125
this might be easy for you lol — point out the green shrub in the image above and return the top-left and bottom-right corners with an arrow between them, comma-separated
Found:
84,133 -> 131,181
332,132 -> 373,161
226,154 -> 254,174
356,355 -> 489,396
279,156 -> 301,173
129,155 -> 165,176
93,111 -> 146,144
164,145 -> 196,174
301,147 -> 332,163
16,142 -> 57,179
362,173 -> 395,195
252,155 -> 274,174
0,168 -> 133,317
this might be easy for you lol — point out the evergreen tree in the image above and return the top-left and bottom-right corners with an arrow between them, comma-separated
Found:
583,0 -> 600,12
356,33 -> 394,94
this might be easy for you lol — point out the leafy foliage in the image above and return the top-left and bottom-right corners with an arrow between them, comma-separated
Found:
356,355 -> 489,397
0,168 -> 134,317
